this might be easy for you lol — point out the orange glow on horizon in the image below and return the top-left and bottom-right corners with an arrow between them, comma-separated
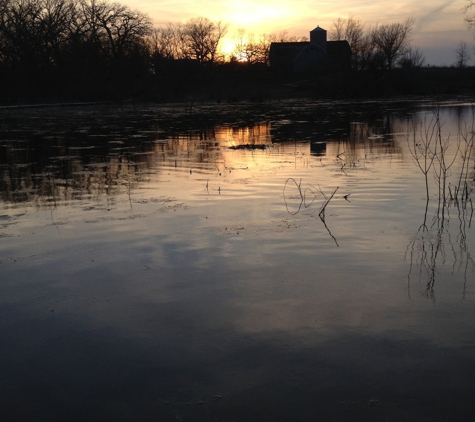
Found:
225,2 -> 292,27
219,38 -> 237,60
120,0 -> 473,66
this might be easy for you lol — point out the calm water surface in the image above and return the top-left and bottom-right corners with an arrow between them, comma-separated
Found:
1,100 -> 474,421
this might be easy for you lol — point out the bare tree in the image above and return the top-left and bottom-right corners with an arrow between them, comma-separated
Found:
38,0 -> 78,55
0,0 -> 44,61
344,16 -> 364,48
183,17 -> 228,64
78,0 -> 152,60
231,28 -> 246,61
256,33 -> 275,65
371,17 -> 414,70
330,15 -> 364,47
242,32 -> 262,64
330,15 -> 365,70
454,40 -> 470,68
398,46 -> 425,68
0,0 -> 81,81
231,30 -> 274,64
465,1 -> 475,29
148,22 -> 186,60
330,17 -> 346,41
0,0 -> 155,99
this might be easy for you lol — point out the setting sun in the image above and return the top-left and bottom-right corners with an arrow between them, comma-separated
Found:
219,38 -> 237,59
122,0 -> 473,66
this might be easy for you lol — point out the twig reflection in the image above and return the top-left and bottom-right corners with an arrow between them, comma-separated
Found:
48,173 -> 61,235
283,178 -> 340,246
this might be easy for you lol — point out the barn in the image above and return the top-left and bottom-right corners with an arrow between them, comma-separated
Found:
269,26 -> 351,73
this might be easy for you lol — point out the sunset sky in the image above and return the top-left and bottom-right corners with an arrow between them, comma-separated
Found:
124,0 -> 474,66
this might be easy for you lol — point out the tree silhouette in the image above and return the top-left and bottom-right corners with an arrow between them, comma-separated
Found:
371,17 -> 414,70
183,17 -> 227,64
0,0 -> 153,101
454,41 -> 470,68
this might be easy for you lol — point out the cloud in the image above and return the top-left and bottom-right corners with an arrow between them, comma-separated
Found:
416,0 -> 459,31
121,0 -> 472,65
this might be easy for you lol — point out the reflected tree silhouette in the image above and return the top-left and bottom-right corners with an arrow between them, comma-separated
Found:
406,199 -> 474,301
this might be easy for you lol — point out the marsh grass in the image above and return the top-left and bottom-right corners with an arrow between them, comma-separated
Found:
406,109 -> 475,300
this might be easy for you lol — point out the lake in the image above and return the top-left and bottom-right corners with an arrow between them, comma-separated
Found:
1,99 -> 474,421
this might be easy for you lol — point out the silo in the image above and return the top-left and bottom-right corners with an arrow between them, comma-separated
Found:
310,26 -> 327,53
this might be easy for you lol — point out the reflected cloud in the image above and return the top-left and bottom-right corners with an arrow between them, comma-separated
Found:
1,102 -> 475,422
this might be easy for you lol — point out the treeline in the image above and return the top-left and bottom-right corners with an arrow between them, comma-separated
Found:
0,0 -> 155,101
0,0 -> 237,102
0,0 -> 472,104
329,16 -> 423,72
325,16 -> 475,96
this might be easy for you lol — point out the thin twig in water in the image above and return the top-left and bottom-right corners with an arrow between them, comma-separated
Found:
48,173 -> 60,235
319,213 -> 339,247
319,187 -> 339,219
469,198 -> 474,229
283,179 -> 341,246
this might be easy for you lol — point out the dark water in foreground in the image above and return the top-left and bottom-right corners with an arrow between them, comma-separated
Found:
0,100 -> 474,421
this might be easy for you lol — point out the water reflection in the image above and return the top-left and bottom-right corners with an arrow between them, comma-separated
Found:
283,177 -> 340,246
406,174 -> 474,300
406,199 -> 474,300
1,101 -> 475,422
0,104 -> 402,207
